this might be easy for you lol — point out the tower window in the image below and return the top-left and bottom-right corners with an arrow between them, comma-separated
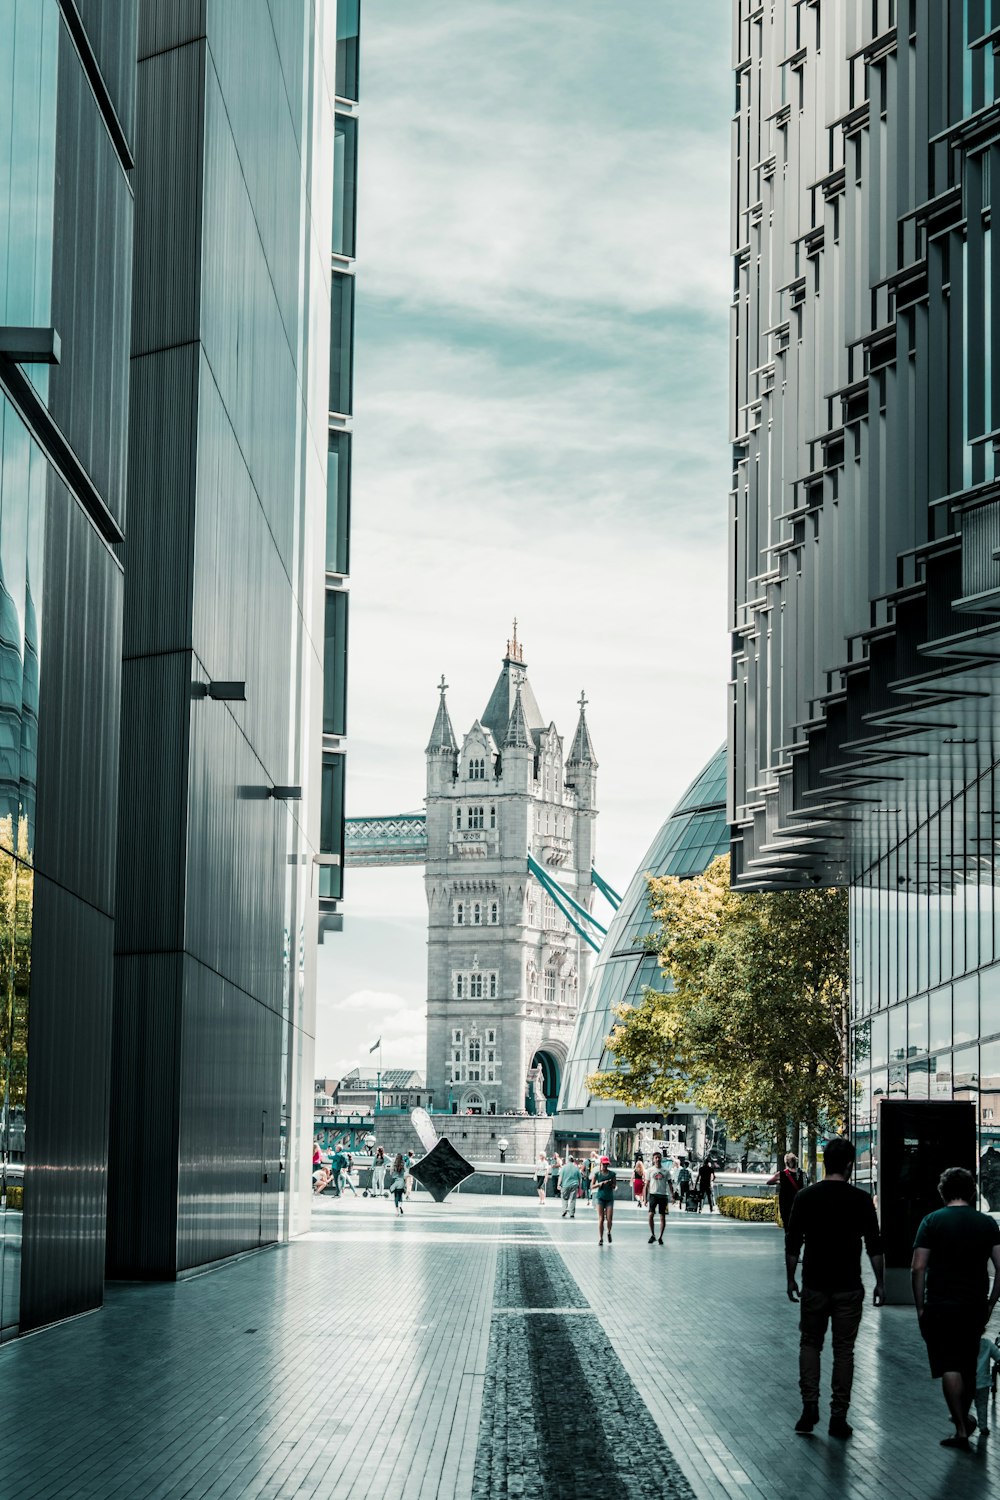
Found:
487,1050 -> 494,1064
544,969 -> 556,1004
490,805 -> 497,828
489,973 -> 498,998
528,965 -> 538,1001
455,806 -> 462,830
452,1029 -> 462,1044
486,1029 -> 496,1044
456,902 -> 465,925
469,1039 -> 481,1063
469,757 -> 486,780
489,901 -> 499,924
470,972 -> 483,998
456,975 -> 465,998
468,806 -> 484,829
473,902 -> 483,925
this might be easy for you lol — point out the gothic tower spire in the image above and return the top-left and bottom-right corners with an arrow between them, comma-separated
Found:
426,674 -> 457,753
567,689 -> 597,767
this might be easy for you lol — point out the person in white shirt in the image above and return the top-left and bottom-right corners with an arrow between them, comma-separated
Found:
644,1151 -> 673,1245
975,1334 -> 1000,1434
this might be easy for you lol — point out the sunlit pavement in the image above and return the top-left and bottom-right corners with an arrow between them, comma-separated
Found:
2,1192 -> 998,1498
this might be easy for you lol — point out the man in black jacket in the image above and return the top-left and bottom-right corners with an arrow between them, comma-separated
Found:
785,1136 -> 884,1439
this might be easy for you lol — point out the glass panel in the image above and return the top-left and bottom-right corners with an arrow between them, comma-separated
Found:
931,1052 -> 953,1098
908,994 -> 929,1057
335,0 -> 360,101
870,1011 -> 888,1069
332,114 -> 357,259
908,1059 -> 931,1100
981,961 -> 1000,1041
953,1043 -> 979,1101
322,588 -> 348,737
953,973 -> 978,1045
929,985 -> 952,1052
326,431 -> 351,576
329,271 -> 354,417
319,753 -> 345,901
889,1003 -> 906,1063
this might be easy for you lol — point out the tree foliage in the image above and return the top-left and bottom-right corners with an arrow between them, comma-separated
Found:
587,854 -> 849,1148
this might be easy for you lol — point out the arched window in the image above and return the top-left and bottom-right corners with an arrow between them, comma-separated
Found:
469,1038 -> 481,1063
456,902 -> 465,925
490,901 -> 499,924
469,806 -> 484,829
456,974 -> 465,998
490,805 -> 497,829
470,972 -> 484,998
473,901 -> 482,925
489,973 -> 498,998
455,805 -> 462,830
469,757 -> 485,780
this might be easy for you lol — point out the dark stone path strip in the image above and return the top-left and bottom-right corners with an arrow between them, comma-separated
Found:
473,1246 -> 697,1499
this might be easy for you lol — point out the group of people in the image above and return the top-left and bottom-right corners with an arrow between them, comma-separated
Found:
312,1141 -> 417,1214
780,1135 -> 1000,1450
533,1148 -> 719,1244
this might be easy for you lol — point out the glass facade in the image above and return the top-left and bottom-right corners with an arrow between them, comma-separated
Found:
559,745 -> 729,1113
320,2 -> 359,929
730,3 -> 1000,1214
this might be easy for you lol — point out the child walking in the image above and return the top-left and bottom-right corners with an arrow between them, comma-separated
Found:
975,1334 -> 1000,1435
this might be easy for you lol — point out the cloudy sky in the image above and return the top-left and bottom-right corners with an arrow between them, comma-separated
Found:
315,1 -> 733,1079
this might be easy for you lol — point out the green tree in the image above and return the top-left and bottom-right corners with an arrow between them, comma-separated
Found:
587,854 -> 849,1173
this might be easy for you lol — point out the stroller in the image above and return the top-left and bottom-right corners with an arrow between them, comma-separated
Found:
684,1183 -> 704,1213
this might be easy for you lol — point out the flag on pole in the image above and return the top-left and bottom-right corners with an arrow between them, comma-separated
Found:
369,1037 -> 381,1053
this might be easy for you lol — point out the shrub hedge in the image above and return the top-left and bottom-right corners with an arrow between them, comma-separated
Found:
717,1193 -> 777,1223
3,1185 -> 22,1211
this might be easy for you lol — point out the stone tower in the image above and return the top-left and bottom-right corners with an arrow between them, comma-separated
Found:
424,627 -> 598,1120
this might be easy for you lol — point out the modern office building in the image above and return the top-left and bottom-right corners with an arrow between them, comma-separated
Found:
558,745 -> 729,1161
0,0 -> 348,1339
0,0 -> 136,1341
319,0 -> 359,937
425,630 -> 598,1124
730,2 -> 1000,1184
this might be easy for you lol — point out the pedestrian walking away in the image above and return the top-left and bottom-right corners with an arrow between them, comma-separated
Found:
559,1156 -> 582,1218
403,1152 -> 414,1196
549,1153 -> 562,1201
339,1153 -> 358,1196
645,1151 -> 672,1245
910,1165 -> 1000,1449
784,1136 -> 884,1439
677,1161 -> 692,1206
768,1152 -> 806,1228
593,1156 -> 617,1246
536,1152 -> 549,1205
371,1147 -> 388,1198
697,1157 -> 716,1212
581,1156 -> 593,1204
632,1154 -> 646,1208
389,1153 -> 407,1215
974,1333 -> 1000,1436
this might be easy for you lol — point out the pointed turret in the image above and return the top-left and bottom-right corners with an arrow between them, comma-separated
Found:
426,674 -> 457,753
567,690 -> 597,767
482,620 -> 545,748
504,682 -> 531,749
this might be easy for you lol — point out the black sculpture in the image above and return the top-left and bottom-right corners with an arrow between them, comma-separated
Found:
409,1137 -> 475,1202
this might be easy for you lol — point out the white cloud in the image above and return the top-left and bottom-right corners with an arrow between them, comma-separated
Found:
327,988 -> 409,1015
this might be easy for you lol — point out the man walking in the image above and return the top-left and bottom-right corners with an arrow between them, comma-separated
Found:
559,1156 -> 581,1218
645,1151 -> 672,1245
911,1166 -> 1000,1449
697,1157 -> 716,1213
677,1161 -> 692,1206
785,1136 -> 884,1439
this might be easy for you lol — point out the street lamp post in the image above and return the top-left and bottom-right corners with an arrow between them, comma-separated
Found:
498,1137 -> 509,1200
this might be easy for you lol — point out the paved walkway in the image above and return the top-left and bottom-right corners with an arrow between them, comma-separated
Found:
3,1193 -> 1000,1498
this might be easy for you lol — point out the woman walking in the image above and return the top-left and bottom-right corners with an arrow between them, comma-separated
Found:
632,1154 -> 646,1208
372,1146 -> 388,1198
390,1153 -> 407,1215
535,1151 -> 549,1205
593,1155 -> 617,1245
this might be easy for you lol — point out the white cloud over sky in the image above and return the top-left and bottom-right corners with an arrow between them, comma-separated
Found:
315,1 -> 733,1079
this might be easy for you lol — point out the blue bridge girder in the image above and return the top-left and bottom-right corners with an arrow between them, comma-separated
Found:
344,813 -> 428,867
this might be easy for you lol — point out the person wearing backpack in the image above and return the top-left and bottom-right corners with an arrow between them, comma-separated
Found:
769,1152 -> 807,1227
677,1161 -> 692,1206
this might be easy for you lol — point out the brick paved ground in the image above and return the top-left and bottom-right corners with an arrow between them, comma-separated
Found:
2,1192 -> 999,1498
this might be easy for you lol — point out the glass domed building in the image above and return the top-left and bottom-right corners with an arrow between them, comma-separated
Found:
557,744 -> 729,1155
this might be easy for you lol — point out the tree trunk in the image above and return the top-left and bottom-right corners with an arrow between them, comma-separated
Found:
790,1119 -> 801,1160
775,1118 -> 787,1163
807,1123 -> 818,1182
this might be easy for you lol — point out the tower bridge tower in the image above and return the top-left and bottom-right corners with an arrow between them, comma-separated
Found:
424,627 -> 598,1119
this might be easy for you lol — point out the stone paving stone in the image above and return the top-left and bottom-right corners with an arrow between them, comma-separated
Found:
3,1194 -> 1000,1499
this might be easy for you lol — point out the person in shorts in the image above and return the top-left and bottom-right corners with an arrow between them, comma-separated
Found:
593,1156 -> 617,1246
911,1166 -> 1000,1449
645,1151 -> 672,1245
